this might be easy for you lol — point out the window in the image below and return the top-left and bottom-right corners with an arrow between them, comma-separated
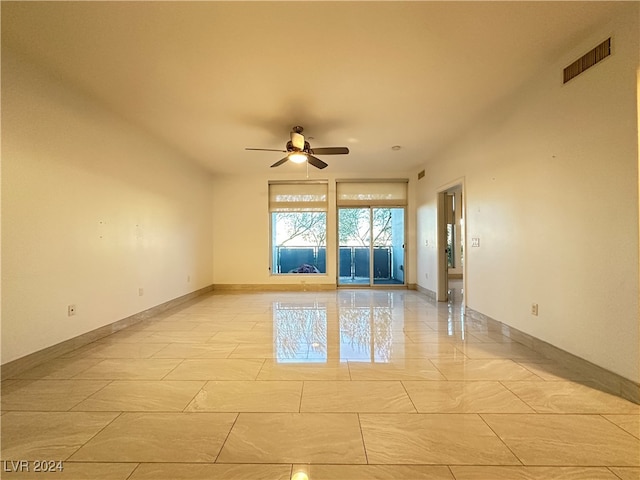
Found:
269,181 -> 328,274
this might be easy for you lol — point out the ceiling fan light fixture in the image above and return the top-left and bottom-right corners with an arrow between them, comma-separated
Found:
246,126 -> 349,169
289,152 -> 307,164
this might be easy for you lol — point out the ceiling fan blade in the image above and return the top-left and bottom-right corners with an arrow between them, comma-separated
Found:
291,131 -> 305,150
270,157 -> 289,168
246,148 -> 287,152
309,147 -> 349,155
307,155 -> 328,169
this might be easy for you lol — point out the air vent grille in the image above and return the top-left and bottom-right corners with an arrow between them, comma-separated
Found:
563,38 -> 611,84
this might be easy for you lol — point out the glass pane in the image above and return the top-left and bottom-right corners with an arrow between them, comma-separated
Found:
447,224 -> 455,268
338,208 -> 370,285
271,212 -> 326,274
373,208 -> 404,285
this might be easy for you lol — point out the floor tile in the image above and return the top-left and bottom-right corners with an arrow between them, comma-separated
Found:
151,343 -> 238,358
209,331 -> 272,344
359,413 -> 520,464
348,359 -> 445,381
71,358 -> 182,380
1,411 -> 119,459
402,380 -> 534,413
185,380 -> 302,412
300,380 -> 416,413
456,342 -> 539,359
11,357 -> 104,379
502,381 -> 640,413
217,413 -> 367,463
192,321 -> 259,333
450,466 -> 621,479
609,467 -> 640,480
163,359 -> 264,380
604,414 -> 640,438
399,342 -> 466,359
482,414 -> 640,465
1,380 -> 109,411
513,361 -> 598,381
128,463 -> 292,480
340,342 -> 425,361
69,412 -> 237,462
228,343 -> 280,358
72,380 -> 205,411
1,463 -> 138,479
65,342 -> 169,358
256,360 -> 351,381
292,464 -> 455,480
133,321 -> 201,332
141,331 -> 215,343
403,330 -> 478,343
461,331 -> 513,344
432,359 -> 541,381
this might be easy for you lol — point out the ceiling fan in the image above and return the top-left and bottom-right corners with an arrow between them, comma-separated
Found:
245,126 -> 349,169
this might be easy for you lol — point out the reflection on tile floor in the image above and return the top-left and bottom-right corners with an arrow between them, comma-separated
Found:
2,287 -> 639,479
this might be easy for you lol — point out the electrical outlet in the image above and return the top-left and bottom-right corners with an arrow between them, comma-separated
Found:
68,304 -> 76,316
531,303 -> 539,316
471,237 -> 480,247
138,288 -> 144,296
187,275 -> 191,283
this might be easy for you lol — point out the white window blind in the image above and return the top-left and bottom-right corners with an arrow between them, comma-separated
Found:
269,182 -> 328,212
336,181 -> 407,206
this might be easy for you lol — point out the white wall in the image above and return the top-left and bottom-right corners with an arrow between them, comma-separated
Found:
1,49 -> 214,364
417,7 -> 639,382
212,172 -> 417,287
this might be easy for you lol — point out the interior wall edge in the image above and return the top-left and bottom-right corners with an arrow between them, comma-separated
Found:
465,307 -> 640,405
0,285 -> 214,380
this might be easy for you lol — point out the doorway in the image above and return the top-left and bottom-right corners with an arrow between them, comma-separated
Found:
338,207 -> 405,286
437,182 -> 465,302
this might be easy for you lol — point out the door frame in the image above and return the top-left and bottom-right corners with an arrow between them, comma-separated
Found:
436,178 -> 466,302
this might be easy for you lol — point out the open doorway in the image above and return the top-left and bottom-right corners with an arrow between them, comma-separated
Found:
437,182 -> 465,303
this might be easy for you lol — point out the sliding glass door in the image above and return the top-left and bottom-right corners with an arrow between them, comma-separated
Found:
338,207 -> 405,286
336,180 -> 408,287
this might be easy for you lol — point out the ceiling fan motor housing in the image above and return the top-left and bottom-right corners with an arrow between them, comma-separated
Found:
285,140 -> 312,153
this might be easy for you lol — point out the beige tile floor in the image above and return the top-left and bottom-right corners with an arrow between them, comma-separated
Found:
2,286 -> 639,479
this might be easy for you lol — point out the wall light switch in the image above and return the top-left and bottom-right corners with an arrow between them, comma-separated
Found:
471,237 -> 480,247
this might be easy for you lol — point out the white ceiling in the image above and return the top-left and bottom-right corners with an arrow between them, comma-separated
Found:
2,1 -> 624,176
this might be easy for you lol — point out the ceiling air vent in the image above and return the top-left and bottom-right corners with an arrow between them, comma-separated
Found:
563,37 -> 611,84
